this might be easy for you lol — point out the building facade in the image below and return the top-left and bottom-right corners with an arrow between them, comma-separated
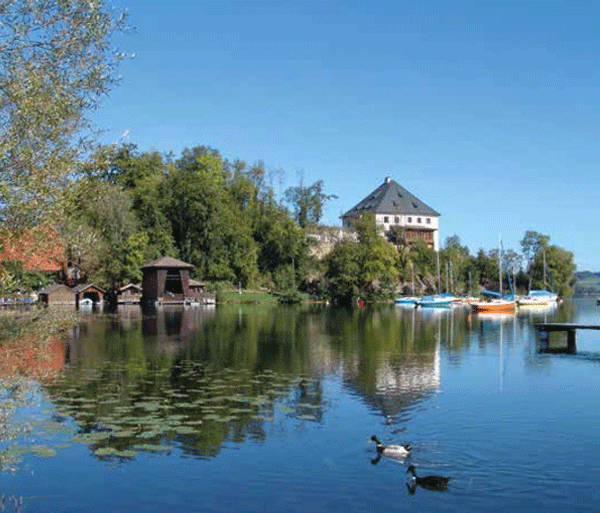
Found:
341,177 -> 440,251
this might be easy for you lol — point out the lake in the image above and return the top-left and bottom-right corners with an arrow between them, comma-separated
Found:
1,299 -> 600,512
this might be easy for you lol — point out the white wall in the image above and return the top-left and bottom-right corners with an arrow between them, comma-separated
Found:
375,214 -> 439,251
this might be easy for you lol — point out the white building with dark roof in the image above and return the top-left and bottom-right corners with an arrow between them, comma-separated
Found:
341,177 -> 440,251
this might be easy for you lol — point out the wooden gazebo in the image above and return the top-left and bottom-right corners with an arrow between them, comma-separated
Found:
140,257 -> 196,305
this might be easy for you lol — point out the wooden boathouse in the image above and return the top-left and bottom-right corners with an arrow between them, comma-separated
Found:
141,257 -> 214,305
38,284 -> 77,305
74,283 -> 105,305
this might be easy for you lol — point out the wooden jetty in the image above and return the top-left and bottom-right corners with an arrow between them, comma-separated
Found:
534,323 -> 600,354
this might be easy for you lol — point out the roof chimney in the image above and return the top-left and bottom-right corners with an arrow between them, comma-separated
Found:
385,176 -> 391,184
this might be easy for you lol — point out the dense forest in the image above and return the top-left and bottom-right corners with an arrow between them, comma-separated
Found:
1,143 -> 577,303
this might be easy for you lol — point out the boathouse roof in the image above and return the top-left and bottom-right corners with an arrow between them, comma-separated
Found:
38,283 -> 72,295
341,177 -> 440,219
73,283 -> 105,294
141,257 -> 194,269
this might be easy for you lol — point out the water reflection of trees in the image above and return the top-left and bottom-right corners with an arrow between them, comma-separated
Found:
43,306 -> 328,461
8,301 -> 587,470
42,305 -> 466,461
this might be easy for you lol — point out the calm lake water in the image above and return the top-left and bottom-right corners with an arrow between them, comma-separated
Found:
2,299 -> 600,512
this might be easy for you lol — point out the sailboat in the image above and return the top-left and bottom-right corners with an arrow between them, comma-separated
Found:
416,294 -> 453,308
471,236 -> 516,314
521,249 -> 559,304
394,262 -> 419,305
414,251 -> 453,308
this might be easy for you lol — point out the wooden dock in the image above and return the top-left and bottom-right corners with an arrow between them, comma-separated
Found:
534,323 -> 600,354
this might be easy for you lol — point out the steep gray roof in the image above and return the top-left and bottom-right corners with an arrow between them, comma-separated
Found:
141,256 -> 194,269
342,178 -> 440,219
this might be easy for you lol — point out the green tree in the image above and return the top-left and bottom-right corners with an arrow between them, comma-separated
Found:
325,240 -> 362,303
474,248 -> 499,291
520,231 -> 550,271
109,232 -> 149,286
529,245 -> 576,297
355,214 -> 399,298
440,235 -> 470,294
284,179 -> 337,229
62,179 -> 144,286
85,144 -> 176,259
408,239 -> 437,293
0,0 -> 128,230
167,147 -> 258,285
325,213 -> 399,303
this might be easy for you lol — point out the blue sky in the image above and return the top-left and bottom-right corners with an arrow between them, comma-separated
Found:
95,0 -> 600,270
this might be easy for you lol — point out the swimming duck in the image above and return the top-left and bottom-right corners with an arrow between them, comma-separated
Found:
406,465 -> 450,490
370,435 -> 411,458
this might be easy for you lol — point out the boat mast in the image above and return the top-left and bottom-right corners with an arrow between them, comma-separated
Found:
469,270 -> 472,297
543,248 -> 547,291
498,234 -> 503,296
445,261 -> 449,294
436,250 -> 441,295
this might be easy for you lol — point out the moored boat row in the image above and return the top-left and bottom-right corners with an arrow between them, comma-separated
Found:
394,293 -> 558,313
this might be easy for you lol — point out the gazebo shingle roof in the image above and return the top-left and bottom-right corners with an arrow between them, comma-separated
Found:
141,256 -> 194,269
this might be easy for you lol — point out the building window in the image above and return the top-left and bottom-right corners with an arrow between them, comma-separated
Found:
407,217 -> 412,223
426,217 -> 431,224
384,216 -> 389,223
394,216 -> 399,224
417,217 -> 421,224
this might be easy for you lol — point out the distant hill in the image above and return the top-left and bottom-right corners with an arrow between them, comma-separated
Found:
573,271 -> 600,296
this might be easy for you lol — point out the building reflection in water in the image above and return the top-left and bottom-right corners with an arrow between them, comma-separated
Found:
313,306 -> 446,422
64,304 -> 217,363
142,304 -> 215,338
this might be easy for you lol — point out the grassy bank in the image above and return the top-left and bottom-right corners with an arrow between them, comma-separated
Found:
216,290 -> 316,304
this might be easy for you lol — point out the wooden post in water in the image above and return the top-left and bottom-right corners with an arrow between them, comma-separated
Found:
535,323 -> 583,354
567,328 -> 576,354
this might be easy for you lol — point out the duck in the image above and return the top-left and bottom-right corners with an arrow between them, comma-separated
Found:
406,465 -> 450,490
370,435 -> 411,458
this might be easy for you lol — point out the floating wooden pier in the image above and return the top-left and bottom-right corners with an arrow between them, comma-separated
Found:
534,323 -> 600,354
